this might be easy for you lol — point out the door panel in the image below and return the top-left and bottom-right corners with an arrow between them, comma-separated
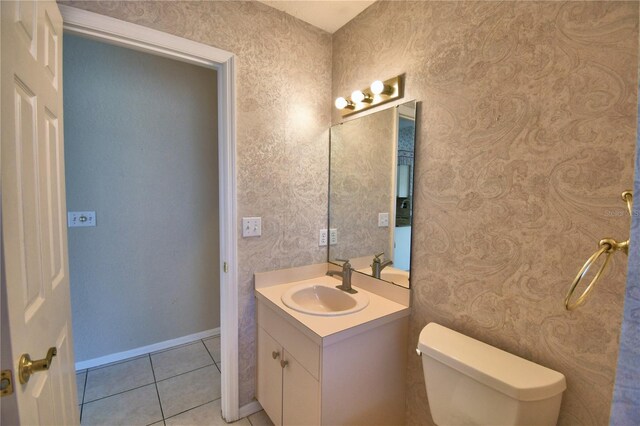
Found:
54,323 -> 76,425
282,351 -> 320,426
15,0 -> 37,56
32,374 -> 55,424
1,1 -> 79,424
43,11 -> 58,87
257,327 -> 283,426
13,80 -> 46,314
43,110 -> 64,287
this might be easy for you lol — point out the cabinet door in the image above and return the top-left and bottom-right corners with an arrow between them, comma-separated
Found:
257,327 -> 283,425
282,350 -> 320,426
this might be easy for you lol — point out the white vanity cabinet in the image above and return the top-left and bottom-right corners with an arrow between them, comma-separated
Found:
257,301 -> 321,425
256,299 -> 408,426
257,327 -> 320,425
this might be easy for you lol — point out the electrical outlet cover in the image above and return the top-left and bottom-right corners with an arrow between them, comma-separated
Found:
329,228 -> 338,245
319,229 -> 328,246
68,211 -> 96,228
378,212 -> 389,227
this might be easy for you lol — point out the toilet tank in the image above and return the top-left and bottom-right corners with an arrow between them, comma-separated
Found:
418,323 -> 566,426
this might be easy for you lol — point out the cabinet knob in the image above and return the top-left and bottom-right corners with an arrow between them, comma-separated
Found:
272,351 -> 280,360
280,359 -> 289,368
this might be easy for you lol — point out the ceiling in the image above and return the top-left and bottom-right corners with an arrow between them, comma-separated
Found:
258,1 -> 376,33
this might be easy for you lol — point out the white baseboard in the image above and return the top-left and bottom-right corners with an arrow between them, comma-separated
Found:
238,400 -> 263,419
75,327 -> 220,371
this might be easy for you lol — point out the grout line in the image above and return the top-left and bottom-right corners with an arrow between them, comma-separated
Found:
79,340 -> 221,424
81,370 -> 88,403
82,382 -> 156,405
81,361 -> 215,404
149,340 -> 203,356
84,353 -> 149,372
79,370 -> 88,423
155,363 -> 217,384
202,338 -> 221,366
202,338 -> 216,364
83,357 -> 215,404
162,397 -> 221,422
149,354 -> 166,422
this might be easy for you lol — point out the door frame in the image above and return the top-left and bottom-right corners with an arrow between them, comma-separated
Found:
58,5 -> 241,422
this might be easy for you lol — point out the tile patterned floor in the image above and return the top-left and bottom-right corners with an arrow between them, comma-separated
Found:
76,337 -> 273,426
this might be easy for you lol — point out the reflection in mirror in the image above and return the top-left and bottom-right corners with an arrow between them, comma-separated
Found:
329,101 -> 417,288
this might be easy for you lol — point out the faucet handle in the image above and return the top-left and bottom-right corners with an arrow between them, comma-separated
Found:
335,258 -> 352,269
374,252 -> 384,261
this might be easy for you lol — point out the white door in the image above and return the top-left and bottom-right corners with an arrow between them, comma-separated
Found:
1,1 -> 79,424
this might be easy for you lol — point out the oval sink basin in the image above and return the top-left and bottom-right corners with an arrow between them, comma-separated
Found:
281,283 -> 369,316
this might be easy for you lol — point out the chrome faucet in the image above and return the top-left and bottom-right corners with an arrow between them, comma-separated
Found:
326,258 -> 357,294
371,252 -> 393,279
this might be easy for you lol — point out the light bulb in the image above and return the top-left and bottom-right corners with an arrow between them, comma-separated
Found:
371,80 -> 394,96
370,80 -> 385,95
335,97 -> 348,109
351,90 -> 365,103
335,97 -> 354,110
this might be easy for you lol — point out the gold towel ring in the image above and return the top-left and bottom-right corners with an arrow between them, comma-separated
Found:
565,240 -> 614,310
564,190 -> 633,311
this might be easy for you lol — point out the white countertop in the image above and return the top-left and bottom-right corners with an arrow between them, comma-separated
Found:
255,274 -> 410,346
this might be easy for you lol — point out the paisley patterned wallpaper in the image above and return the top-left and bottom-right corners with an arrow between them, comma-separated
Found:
329,107 -> 395,261
332,2 -> 638,424
60,0 -> 332,407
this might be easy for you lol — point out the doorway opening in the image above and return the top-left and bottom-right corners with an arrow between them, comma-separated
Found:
60,5 -> 240,421
64,32 -> 222,424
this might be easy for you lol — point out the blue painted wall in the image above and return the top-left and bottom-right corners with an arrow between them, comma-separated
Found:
610,89 -> 640,425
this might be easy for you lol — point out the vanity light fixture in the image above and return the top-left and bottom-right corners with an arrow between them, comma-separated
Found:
335,74 -> 404,116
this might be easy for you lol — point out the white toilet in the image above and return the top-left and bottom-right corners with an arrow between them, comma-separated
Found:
418,323 -> 566,426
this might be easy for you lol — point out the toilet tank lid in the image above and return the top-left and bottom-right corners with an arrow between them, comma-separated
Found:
418,323 -> 566,402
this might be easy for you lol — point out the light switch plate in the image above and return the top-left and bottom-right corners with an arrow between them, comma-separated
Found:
329,228 -> 338,245
242,217 -> 262,237
378,212 -> 389,227
319,229 -> 328,246
68,211 -> 96,227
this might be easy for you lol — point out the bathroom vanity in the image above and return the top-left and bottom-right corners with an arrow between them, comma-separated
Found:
255,265 -> 410,426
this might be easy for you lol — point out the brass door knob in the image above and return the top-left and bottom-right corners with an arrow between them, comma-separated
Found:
280,359 -> 289,368
18,347 -> 57,384
272,351 -> 280,360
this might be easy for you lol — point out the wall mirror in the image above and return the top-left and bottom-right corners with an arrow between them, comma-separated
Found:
329,100 -> 417,288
